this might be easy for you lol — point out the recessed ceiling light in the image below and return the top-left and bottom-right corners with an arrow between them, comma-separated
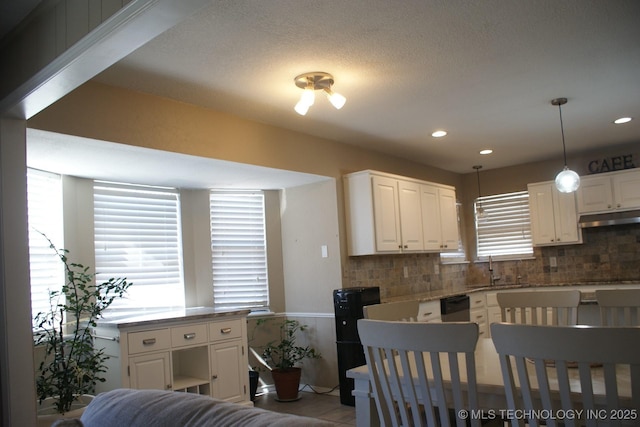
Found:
479,149 -> 493,155
614,117 -> 632,124
431,130 -> 447,138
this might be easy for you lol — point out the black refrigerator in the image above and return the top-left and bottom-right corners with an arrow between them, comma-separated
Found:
333,286 -> 380,406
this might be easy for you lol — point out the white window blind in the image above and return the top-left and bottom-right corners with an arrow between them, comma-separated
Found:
475,191 -> 533,259
210,192 -> 269,310
27,168 -> 64,325
94,182 -> 185,311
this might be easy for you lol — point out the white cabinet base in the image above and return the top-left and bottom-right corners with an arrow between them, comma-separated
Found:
95,311 -> 250,405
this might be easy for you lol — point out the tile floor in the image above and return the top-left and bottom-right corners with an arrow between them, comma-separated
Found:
253,390 -> 356,426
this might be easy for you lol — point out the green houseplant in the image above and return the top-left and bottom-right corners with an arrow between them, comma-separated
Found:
257,318 -> 321,401
33,237 -> 131,415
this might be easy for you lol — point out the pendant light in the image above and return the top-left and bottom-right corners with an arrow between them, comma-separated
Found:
551,97 -> 580,193
473,165 -> 486,218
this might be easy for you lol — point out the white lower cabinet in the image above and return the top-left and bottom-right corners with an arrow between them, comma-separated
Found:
129,351 -> 171,390
211,340 -> 245,402
469,292 -> 488,337
95,311 -> 250,405
417,300 -> 442,322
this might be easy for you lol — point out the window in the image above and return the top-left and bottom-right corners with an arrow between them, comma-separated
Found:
210,192 -> 269,310
27,168 -> 64,324
93,181 -> 185,312
475,191 -> 532,259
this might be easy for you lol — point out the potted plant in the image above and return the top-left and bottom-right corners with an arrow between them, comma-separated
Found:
33,237 -> 131,423
257,318 -> 321,401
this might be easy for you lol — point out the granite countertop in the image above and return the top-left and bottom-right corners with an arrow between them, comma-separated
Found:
383,282 -> 640,304
99,306 -> 251,329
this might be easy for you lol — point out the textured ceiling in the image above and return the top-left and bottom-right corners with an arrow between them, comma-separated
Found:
89,0 -> 640,174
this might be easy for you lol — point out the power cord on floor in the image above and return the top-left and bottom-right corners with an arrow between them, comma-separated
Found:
299,383 -> 340,394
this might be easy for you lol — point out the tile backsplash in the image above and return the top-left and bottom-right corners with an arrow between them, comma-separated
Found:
344,224 -> 640,300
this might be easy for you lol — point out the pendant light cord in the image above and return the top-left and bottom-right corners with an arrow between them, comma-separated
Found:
558,103 -> 568,167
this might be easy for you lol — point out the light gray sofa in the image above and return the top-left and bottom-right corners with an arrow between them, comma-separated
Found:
78,388 -> 335,426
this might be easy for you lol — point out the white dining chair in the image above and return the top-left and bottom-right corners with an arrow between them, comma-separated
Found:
358,319 -> 490,427
363,300 -> 420,322
595,288 -> 640,326
491,323 -> 640,427
497,290 -> 580,326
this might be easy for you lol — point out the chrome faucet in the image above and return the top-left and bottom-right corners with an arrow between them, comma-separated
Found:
489,255 -> 501,286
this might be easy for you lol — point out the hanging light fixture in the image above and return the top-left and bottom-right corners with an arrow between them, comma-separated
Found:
473,165 -> 486,218
551,97 -> 580,193
294,72 -> 346,116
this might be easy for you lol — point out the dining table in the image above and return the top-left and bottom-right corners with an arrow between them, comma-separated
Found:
346,337 -> 633,427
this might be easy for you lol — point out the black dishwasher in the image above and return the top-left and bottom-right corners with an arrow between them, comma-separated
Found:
440,294 -> 470,322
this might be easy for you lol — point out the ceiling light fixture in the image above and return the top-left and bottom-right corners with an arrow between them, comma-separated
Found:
473,165 -> 486,218
614,117 -> 632,124
431,130 -> 447,138
294,72 -> 346,116
551,97 -> 580,193
479,149 -> 493,155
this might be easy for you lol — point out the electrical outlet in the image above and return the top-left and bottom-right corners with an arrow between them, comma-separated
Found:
550,256 -> 557,268
403,266 -> 409,278
434,264 -> 440,275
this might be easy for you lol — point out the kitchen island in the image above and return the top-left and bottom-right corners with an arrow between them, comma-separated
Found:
94,307 -> 252,405
380,282 -> 640,335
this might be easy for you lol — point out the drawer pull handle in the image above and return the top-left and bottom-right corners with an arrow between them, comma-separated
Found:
212,375 -> 218,380
423,312 -> 433,317
142,338 -> 156,346
220,328 -> 232,334
183,333 -> 196,340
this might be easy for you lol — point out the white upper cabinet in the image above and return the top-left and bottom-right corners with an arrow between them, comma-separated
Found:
396,179 -> 425,251
420,184 -> 459,251
344,170 -> 458,256
577,168 -> 640,214
528,181 -> 582,246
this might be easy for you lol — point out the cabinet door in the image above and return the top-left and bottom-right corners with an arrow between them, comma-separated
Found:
438,187 -> 459,251
528,183 -> 558,244
129,352 -> 171,391
372,175 -> 402,252
210,340 -> 245,402
420,184 -> 442,251
613,170 -> 640,210
553,190 -> 580,244
577,175 -> 613,213
529,182 -> 580,245
397,180 -> 424,251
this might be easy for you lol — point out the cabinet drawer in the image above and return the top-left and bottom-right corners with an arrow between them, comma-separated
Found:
418,301 -> 441,323
470,308 -> 486,324
128,329 -> 170,355
470,294 -> 485,309
209,319 -> 242,341
171,323 -> 208,348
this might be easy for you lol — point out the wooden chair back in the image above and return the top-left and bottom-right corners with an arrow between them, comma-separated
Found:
363,300 -> 420,322
491,323 -> 640,427
497,290 -> 580,326
357,319 -> 482,427
596,289 -> 640,326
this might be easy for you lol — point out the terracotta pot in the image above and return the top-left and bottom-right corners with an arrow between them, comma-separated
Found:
271,367 -> 301,401
36,394 -> 93,427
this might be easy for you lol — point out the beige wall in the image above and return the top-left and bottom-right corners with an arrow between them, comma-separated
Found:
280,180 -> 341,314
29,81 -> 463,305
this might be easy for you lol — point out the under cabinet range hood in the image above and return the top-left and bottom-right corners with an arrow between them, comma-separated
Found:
578,210 -> 640,228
